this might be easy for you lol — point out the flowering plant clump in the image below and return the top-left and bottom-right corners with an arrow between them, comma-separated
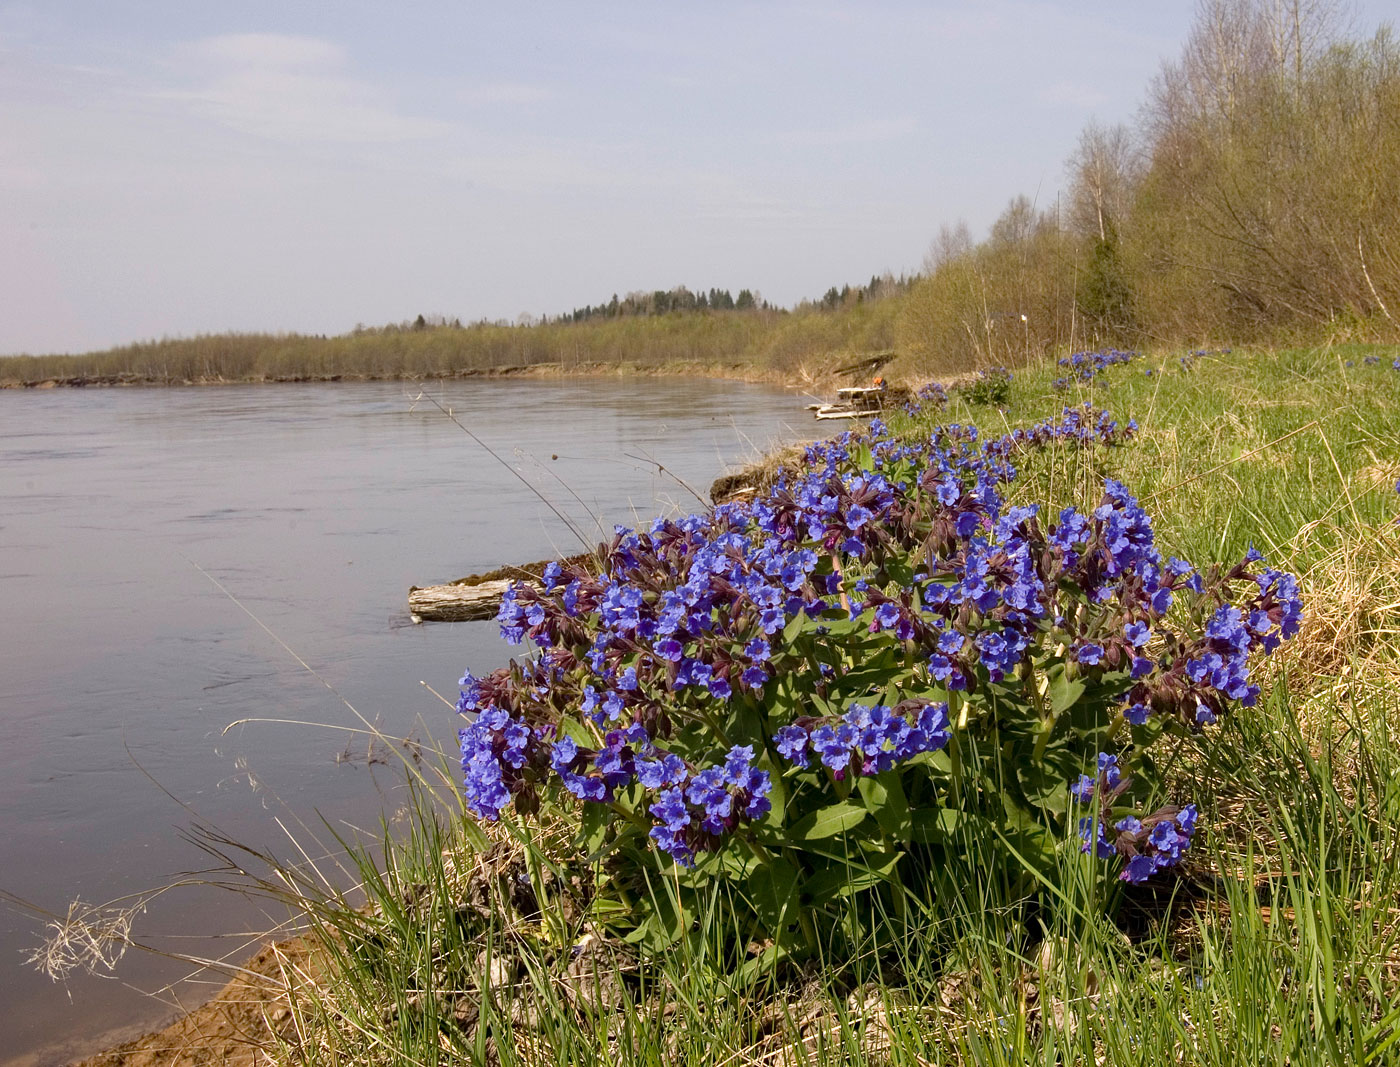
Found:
457,404 -> 1301,956
957,366 -> 1012,406
902,381 -> 949,417
1342,354 -> 1400,372
1070,753 -> 1200,883
1052,348 -> 1138,390
1178,347 -> 1230,372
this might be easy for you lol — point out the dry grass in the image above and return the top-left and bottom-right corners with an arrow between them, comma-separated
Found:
709,441 -> 818,504
1271,516 -> 1400,740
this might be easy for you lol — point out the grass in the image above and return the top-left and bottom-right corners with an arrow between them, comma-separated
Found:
211,682 -> 1400,1066
45,340 -> 1400,1065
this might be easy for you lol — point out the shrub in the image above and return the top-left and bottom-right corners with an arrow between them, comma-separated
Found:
458,407 -> 1302,968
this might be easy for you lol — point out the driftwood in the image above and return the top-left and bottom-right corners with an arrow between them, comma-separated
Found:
408,553 -> 594,623
408,580 -> 518,622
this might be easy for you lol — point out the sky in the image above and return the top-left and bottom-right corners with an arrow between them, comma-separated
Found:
0,1 -> 1391,355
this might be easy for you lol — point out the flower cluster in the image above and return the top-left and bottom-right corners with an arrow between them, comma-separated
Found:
1178,348 -> 1230,372
1114,557 -> 1302,728
903,381 -> 950,417
647,744 -> 771,866
1071,752 -> 1198,882
458,702 -> 543,820
1052,348 -> 1138,390
1343,354 -> 1400,371
957,366 -> 1012,406
774,700 -> 952,777
460,399 -> 1300,882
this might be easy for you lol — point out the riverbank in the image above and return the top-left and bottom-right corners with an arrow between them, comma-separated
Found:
8,937 -> 313,1067
49,342 -> 1400,1065
0,357 -> 875,404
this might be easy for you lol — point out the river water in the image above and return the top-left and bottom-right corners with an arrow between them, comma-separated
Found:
0,377 -> 806,1064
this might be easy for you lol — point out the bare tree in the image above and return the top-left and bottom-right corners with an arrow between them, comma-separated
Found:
1066,121 -> 1140,241
923,221 -> 974,274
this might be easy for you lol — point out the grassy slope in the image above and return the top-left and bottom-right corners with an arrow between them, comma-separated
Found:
123,343 -> 1400,1066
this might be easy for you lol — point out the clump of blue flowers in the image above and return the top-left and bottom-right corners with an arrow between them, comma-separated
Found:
1178,347 -> 1230,372
1071,752 -> 1199,882
956,366 -> 1012,406
903,381 -> 950,417
458,402 -> 1302,951
1053,348 -> 1138,390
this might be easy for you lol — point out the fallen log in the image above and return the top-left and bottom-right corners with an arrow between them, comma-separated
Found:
408,553 -> 594,623
408,579 -> 517,622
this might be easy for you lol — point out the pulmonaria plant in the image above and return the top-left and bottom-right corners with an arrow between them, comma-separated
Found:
957,366 -> 1012,406
902,381 -> 949,417
1178,347 -> 1229,372
1052,348 -> 1138,391
458,403 -> 1301,951
1072,753 -> 1199,883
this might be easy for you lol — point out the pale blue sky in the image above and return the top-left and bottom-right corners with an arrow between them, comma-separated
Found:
0,2 -> 1390,354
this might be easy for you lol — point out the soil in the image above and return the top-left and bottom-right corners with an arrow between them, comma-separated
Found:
62,937 -> 314,1067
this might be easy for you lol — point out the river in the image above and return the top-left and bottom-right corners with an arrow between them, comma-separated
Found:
0,377 -> 807,1064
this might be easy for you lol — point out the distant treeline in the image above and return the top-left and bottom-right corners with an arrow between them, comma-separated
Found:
549,273 -> 911,324
4,0 -> 1395,388
556,287 -> 764,322
0,296 -> 906,387
0,273 -> 913,386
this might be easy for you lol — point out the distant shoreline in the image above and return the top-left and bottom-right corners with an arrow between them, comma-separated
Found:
0,358 -> 839,393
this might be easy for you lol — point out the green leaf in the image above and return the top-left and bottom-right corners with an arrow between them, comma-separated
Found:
801,851 -> 901,905
746,855 -> 800,932
1048,668 -> 1086,714
579,803 -> 612,858
1016,760 -> 1070,815
910,806 -> 959,844
460,819 -> 491,853
587,896 -> 632,925
818,617 -> 863,639
622,877 -> 686,951
782,610 -> 809,644
734,938 -> 795,989
882,556 -> 915,590
784,799 -> 870,841
830,655 -> 904,700
762,764 -> 788,822
910,806 -> 997,845
858,772 -> 912,842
